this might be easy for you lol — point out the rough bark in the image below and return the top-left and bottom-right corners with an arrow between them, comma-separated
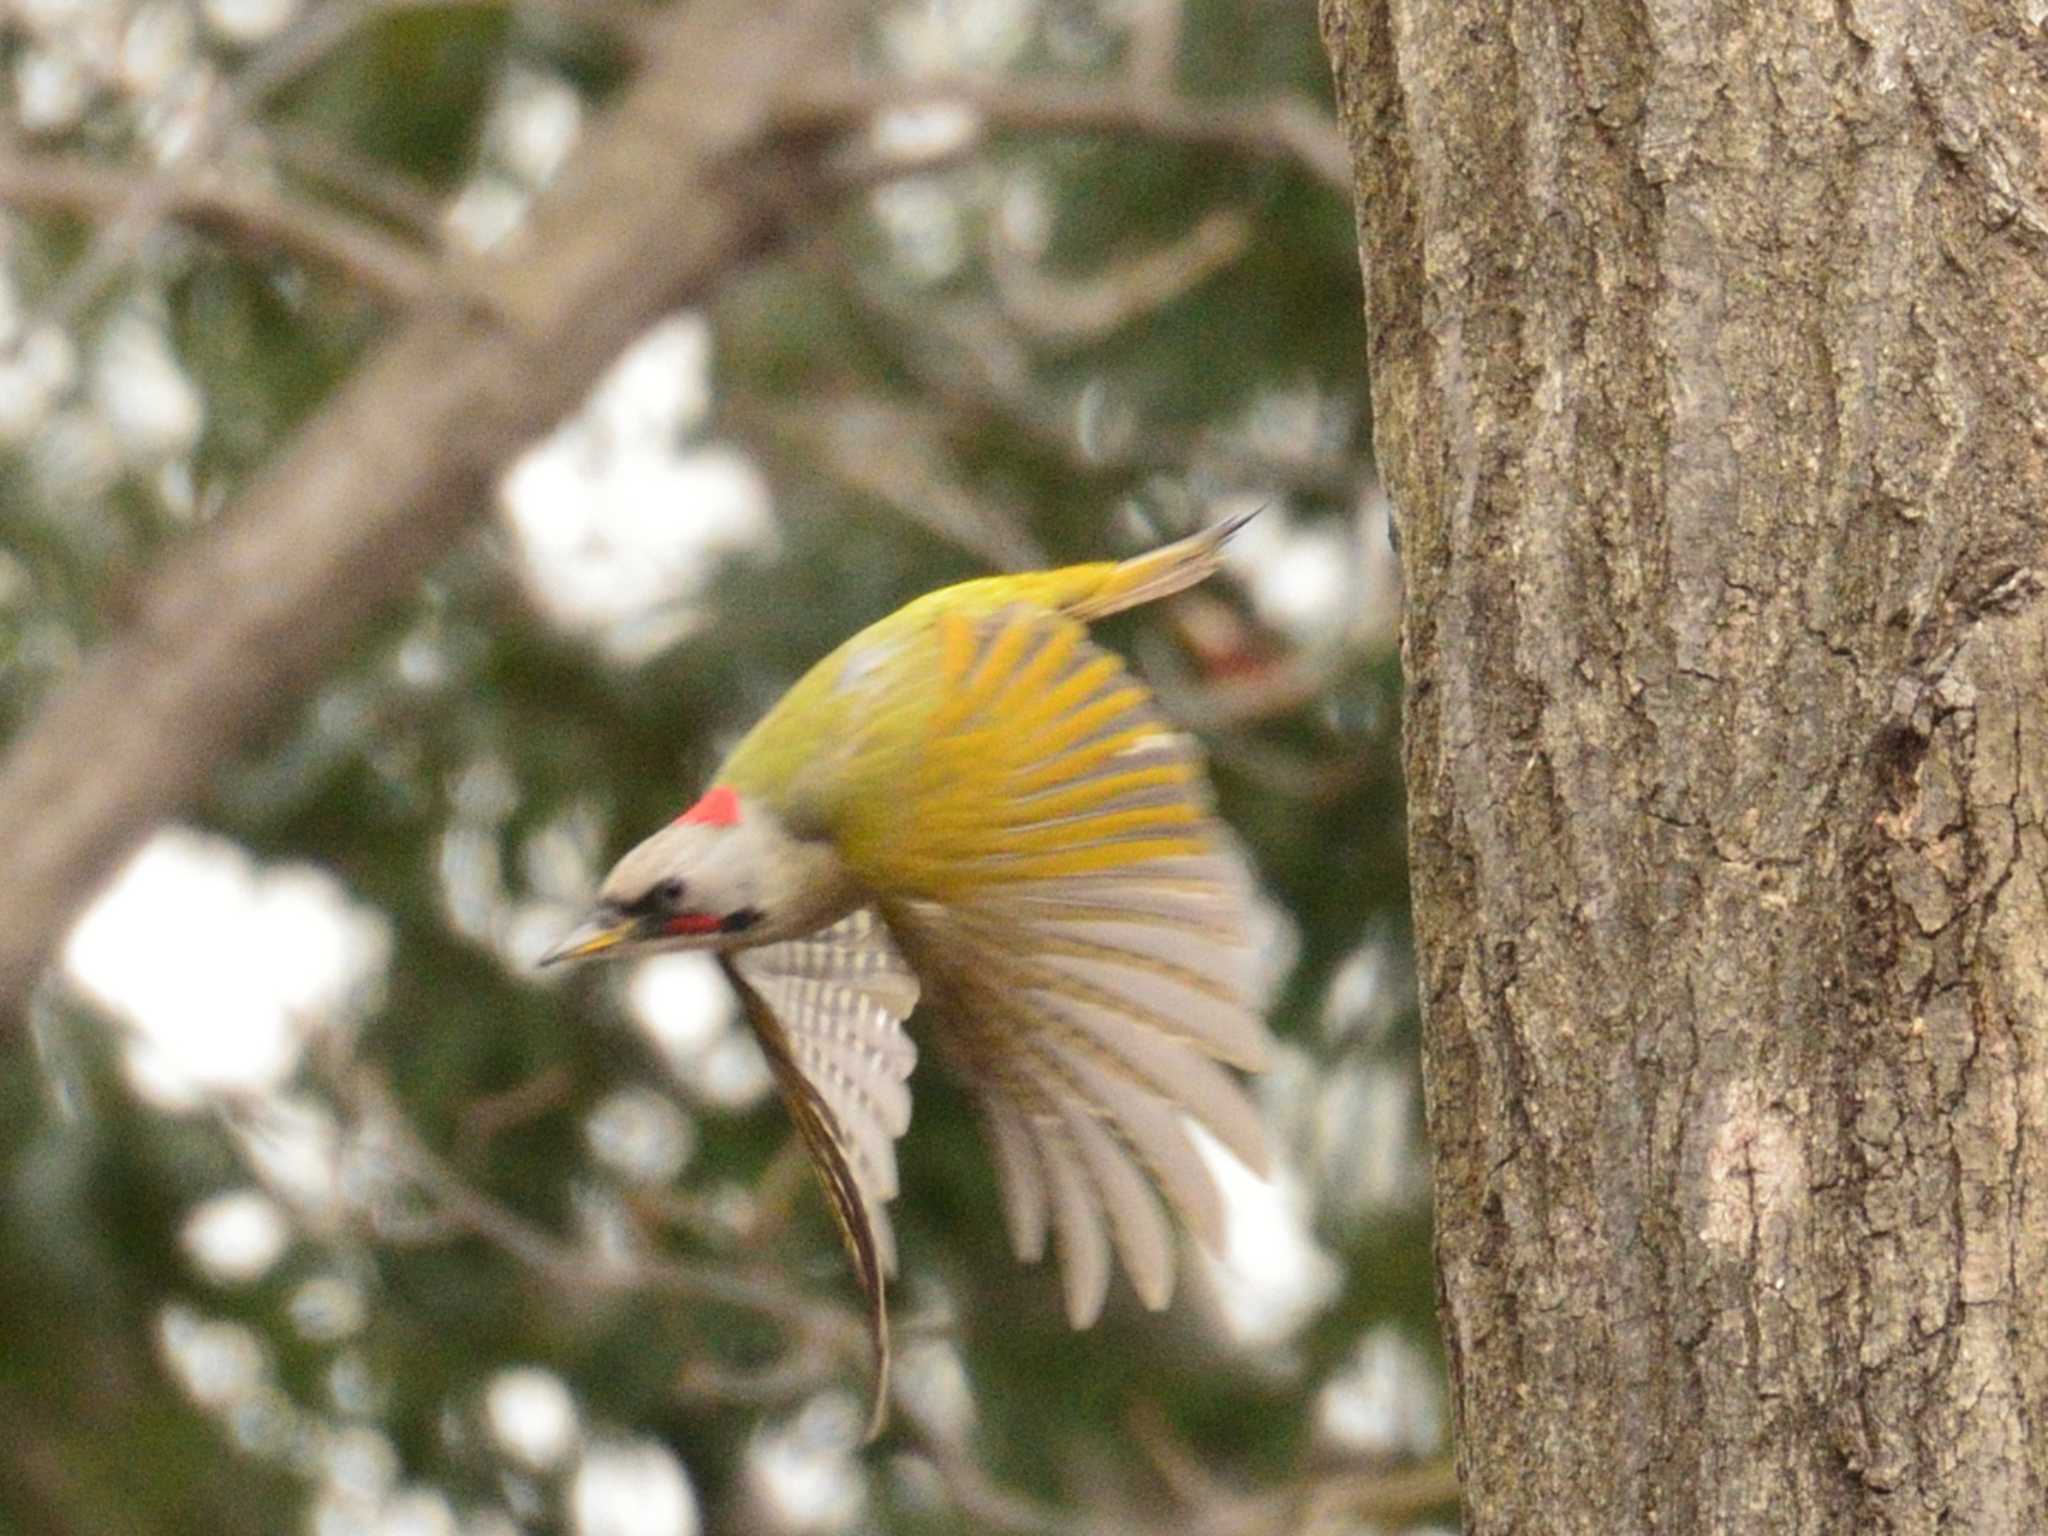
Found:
1322,1 -> 2048,1531
0,0 -> 840,1024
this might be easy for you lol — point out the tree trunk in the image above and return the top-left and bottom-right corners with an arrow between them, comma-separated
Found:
1321,2 -> 2048,1530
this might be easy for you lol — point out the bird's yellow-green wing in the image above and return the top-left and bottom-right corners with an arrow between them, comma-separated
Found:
722,909 -> 919,1440
717,514 -> 1256,829
859,605 -> 1272,1326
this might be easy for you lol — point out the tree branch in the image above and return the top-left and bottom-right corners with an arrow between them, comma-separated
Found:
985,207 -> 1253,345
729,392 -> 1049,572
0,150 -> 439,305
14,0 -> 638,326
821,250 -> 1361,499
779,78 -> 1350,194
0,0 -> 845,1029
268,124 -> 450,244
334,1067 -> 866,1353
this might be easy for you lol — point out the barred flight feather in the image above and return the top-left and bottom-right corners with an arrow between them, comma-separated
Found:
724,910 -> 920,1441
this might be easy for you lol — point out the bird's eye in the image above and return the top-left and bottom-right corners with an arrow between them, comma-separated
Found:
621,879 -> 685,919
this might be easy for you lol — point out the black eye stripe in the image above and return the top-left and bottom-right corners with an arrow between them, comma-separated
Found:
623,879 -> 686,919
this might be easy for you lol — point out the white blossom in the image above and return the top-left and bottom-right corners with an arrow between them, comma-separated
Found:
486,1368 -> 580,1470
570,1440 -> 698,1536
182,1189 -> 293,1284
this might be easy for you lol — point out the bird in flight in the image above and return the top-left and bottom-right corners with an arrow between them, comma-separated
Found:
541,512 -> 1273,1436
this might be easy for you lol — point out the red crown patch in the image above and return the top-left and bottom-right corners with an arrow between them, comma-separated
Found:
676,784 -> 742,827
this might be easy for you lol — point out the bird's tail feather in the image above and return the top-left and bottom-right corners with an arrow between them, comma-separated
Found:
1063,506 -> 1260,622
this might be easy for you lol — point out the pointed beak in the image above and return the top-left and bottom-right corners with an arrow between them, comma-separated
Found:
536,912 -> 636,968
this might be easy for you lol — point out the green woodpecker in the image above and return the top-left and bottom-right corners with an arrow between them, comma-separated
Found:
540,514 -> 1273,1434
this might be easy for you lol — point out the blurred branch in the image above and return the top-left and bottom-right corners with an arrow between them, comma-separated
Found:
889,1396 -> 1455,1536
455,1061 -> 578,1154
693,1373 -> 1449,1536
781,78 -> 1350,195
626,1133 -> 811,1249
0,0 -> 846,1032
830,264 -> 1361,500
0,1408 -> 86,1536
341,1067 -> 868,1354
18,0 -> 648,327
1127,1400 -> 1459,1536
0,149 -> 439,305
269,124 -> 451,244
688,1339 -> 1457,1536
676,1343 -> 850,1410
985,207 -> 1252,345
1123,0 -> 1186,95
880,1392 -> 1111,1536
1140,614 -> 1377,805
727,1132 -> 817,1249
731,393 -> 1049,571
907,1440 -> 1091,1536
27,0 -> 404,328
1290,1460 -> 1463,1533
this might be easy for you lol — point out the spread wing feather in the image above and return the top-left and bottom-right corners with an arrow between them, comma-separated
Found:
980,1093 -> 1051,1263
1059,1095 -> 1175,1311
1036,1111 -> 1112,1327
724,910 -> 919,1440
873,606 -> 1273,1323
1024,1031 -> 1225,1251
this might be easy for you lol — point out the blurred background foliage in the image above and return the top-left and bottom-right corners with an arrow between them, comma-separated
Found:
0,0 -> 1438,1531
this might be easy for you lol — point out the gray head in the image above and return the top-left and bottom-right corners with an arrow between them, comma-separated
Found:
537,785 -> 858,965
